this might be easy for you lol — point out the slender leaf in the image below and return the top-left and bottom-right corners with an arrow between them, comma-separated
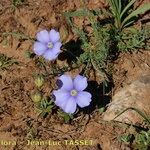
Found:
122,3 -> 150,28
109,0 -> 118,16
120,0 -> 136,19
123,20 -> 135,28
118,0 -> 122,14
114,0 -> 119,11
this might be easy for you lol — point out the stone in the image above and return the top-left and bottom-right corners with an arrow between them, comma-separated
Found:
103,74 -> 150,125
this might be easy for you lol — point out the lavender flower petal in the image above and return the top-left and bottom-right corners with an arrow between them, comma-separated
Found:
37,30 -> 50,43
53,90 -> 70,106
33,42 -> 47,56
59,75 -> 73,91
63,97 -> 77,114
55,99 -> 68,108
51,41 -> 62,53
43,49 -> 59,60
49,29 -> 60,43
76,91 -> 92,108
74,75 -> 87,91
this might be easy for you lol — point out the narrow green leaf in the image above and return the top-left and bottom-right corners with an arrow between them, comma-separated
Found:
122,3 -> 150,28
120,0 -> 136,19
118,0 -> 122,14
114,0 -> 121,19
114,0 -> 119,11
108,0 -> 121,27
115,0 -> 121,16
108,0 -> 118,16
123,20 -> 135,28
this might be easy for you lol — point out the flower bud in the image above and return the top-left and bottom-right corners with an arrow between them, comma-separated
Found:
31,93 -> 42,103
34,76 -> 44,88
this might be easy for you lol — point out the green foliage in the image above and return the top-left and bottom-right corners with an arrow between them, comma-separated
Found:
108,0 -> 150,29
12,0 -> 26,7
0,53 -> 18,70
57,110 -> 74,123
118,26 -> 150,51
114,107 -> 150,149
24,51 -> 35,59
64,3 -> 150,80
119,134 -> 134,144
134,130 -> 150,150
98,106 -> 105,113
32,72 -> 54,117
64,9 -> 111,80
36,98 -> 54,117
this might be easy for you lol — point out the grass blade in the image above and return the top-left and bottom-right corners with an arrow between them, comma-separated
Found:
108,0 -> 118,15
123,20 -> 135,28
122,3 -> 150,28
118,0 -> 122,14
120,0 -> 136,19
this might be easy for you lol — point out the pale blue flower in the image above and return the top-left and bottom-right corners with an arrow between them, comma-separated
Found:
53,75 -> 92,114
33,29 -> 62,60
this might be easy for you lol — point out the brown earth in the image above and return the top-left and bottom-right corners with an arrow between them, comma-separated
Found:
0,0 -> 150,150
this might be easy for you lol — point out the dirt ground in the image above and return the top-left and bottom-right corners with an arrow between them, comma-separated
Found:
0,0 -> 150,150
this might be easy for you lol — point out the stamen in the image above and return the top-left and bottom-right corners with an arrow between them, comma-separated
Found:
70,89 -> 78,96
47,42 -> 53,48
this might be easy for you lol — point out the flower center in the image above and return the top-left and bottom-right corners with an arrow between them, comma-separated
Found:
47,42 -> 53,49
70,89 -> 78,96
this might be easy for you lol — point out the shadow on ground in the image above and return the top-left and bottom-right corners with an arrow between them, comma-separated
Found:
81,80 -> 114,114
